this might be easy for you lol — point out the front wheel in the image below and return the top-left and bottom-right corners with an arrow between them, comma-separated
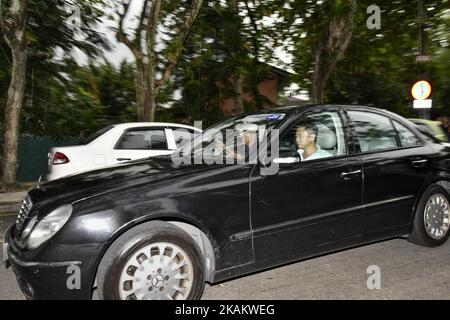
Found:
408,185 -> 450,247
97,221 -> 205,300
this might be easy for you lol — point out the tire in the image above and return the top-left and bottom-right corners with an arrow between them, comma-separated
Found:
97,221 -> 205,300
408,185 -> 450,247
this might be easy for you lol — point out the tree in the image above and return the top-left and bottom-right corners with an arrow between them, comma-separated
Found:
166,0 -> 282,125
114,0 -> 204,122
309,0 -> 357,103
273,0 -> 358,103
0,0 -> 109,189
40,59 -> 137,136
324,0 -> 450,117
0,0 -> 29,190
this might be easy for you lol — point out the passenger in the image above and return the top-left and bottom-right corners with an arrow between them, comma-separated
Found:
234,124 -> 258,162
438,116 -> 450,140
296,124 -> 333,161
218,123 -> 258,162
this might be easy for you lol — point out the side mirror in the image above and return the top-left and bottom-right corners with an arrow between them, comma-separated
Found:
273,149 -> 299,164
260,150 -> 300,176
273,157 -> 299,164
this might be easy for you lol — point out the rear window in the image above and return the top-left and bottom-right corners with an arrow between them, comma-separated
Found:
115,128 -> 168,150
78,126 -> 114,145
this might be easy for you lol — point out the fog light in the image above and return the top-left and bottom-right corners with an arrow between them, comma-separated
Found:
18,277 -> 34,298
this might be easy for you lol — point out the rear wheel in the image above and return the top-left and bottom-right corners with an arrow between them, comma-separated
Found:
408,185 -> 450,247
97,221 -> 205,300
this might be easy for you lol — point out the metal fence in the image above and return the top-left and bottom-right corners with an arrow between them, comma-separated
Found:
16,136 -> 80,182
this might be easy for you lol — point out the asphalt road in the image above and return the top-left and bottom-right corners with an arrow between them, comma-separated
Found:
1,213 -> 450,300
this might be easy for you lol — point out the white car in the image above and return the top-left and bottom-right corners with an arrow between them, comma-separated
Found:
47,123 -> 201,181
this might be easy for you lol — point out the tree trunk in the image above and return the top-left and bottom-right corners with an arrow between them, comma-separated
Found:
134,56 -> 148,121
2,48 -> 28,190
233,75 -> 244,114
311,75 -> 326,104
116,0 -> 203,122
147,91 -> 157,122
1,0 -> 29,190
311,0 -> 356,104
229,0 -> 244,114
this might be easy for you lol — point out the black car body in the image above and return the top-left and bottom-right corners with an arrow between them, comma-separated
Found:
3,105 -> 450,300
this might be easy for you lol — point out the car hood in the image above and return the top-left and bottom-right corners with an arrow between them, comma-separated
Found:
28,156 -> 220,209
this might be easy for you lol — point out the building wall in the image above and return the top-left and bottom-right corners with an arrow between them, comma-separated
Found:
221,77 -> 279,116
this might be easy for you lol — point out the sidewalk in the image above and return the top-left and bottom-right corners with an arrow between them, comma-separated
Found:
0,192 -> 27,215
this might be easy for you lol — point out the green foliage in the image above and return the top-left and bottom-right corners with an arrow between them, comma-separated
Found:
325,0 -> 450,117
168,0 -> 283,127
268,0 -> 448,117
2,0 -> 449,137
0,0 -> 111,136
21,59 -> 137,136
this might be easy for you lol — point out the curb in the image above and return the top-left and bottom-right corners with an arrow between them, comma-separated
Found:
0,192 -> 26,215
0,203 -> 20,215
0,213 -> 17,217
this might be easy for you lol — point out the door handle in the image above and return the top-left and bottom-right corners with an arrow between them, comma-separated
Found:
340,170 -> 362,179
411,159 -> 428,168
117,158 -> 132,162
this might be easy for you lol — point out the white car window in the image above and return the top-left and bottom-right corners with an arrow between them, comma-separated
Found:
79,125 -> 115,145
115,128 -> 168,150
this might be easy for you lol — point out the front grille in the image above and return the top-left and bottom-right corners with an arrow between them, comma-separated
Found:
15,196 -> 33,232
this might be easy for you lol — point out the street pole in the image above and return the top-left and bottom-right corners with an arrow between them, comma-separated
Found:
418,0 -> 425,57
417,0 -> 430,120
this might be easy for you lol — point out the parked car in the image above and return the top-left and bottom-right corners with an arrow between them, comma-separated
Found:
409,118 -> 448,142
47,123 -> 202,180
4,105 -> 450,300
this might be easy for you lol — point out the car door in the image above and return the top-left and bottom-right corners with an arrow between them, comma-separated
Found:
251,110 -> 363,262
345,110 -> 432,238
111,127 -> 174,164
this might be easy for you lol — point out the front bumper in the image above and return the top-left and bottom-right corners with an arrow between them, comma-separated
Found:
4,226 -> 101,300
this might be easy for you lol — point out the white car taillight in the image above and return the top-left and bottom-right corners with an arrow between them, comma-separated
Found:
52,152 -> 70,165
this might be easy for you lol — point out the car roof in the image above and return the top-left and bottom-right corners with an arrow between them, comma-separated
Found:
112,122 -> 202,131
248,104 -> 392,115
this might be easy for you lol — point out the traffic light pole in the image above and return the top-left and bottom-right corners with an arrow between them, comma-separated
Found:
416,0 -> 430,120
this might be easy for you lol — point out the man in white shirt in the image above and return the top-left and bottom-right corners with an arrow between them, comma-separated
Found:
296,124 -> 333,161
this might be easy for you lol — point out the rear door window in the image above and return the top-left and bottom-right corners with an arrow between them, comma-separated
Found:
347,111 -> 399,153
393,121 -> 421,147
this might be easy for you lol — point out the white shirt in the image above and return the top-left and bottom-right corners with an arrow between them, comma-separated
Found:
297,145 -> 333,161
273,145 -> 333,164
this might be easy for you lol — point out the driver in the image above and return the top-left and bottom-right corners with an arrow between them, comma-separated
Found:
296,124 -> 332,161
222,123 -> 259,162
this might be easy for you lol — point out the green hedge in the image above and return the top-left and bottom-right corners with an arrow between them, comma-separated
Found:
16,136 -> 81,182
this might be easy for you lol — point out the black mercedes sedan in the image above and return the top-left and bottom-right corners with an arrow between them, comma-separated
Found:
3,105 -> 450,300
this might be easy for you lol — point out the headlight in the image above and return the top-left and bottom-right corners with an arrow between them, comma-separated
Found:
21,215 -> 38,240
27,205 -> 73,249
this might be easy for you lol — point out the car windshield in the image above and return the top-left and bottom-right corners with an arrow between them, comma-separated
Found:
178,112 -> 287,159
78,125 -> 115,145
